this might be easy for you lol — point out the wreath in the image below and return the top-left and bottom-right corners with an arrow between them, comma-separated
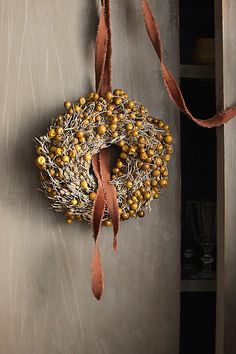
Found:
35,89 -> 173,226
34,0 -> 236,300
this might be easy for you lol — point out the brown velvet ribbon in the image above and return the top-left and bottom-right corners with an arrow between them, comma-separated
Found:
91,0 -> 236,300
92,0 -> 119,301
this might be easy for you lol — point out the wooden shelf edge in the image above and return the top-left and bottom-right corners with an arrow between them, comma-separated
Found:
180,64 -> 215,79
181,279 -> 216,292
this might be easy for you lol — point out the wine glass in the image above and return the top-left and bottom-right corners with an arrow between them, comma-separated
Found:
194,201 -> 216,279
181,201 -> 199,279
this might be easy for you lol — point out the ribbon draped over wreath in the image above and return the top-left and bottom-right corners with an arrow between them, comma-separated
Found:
34,0 -> 236,301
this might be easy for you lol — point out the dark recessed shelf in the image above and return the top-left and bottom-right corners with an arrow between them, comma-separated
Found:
180,64 -> 215,79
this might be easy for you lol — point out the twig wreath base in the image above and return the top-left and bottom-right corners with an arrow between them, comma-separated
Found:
35,89 -> 173,226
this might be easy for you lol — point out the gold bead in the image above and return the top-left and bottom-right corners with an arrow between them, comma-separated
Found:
36,156 -> 45,166
114,97 -> 122,105
130,202 -> 138,211
69,150 -> 77,158
110,123 -> 117,131
134,189 -> 141,197
74,104 -> 81,113
140,152 -> 148,161
126,123 -> 133,131
57,115 -> 64,124
129,147 -> 136,155
130,113 -> 136,119
163,170 -> 169,177
142,163 -> 150,171
87,92 -> 94,100
147,149 -> 154,157
138,136 -> 145,144
106,91 -> 113,100
113,167 -> 120,174
122,144 -> 129,152
70,199 -> 78,206
126,180 -> 133,189
95,115 -> 101,122
127,101 -> 135,109
78,97 -> 86,105
84,153 -> 91,161
96,104 -> 103,112
144,180 -> 151,187
137,161 -> 143,168
118,140 -> 125,147
76,130 -> 84,138
157,144 -> 163,151
50,190 -> 57,197
144,192 -> 151,200
65,211 -> 74,218
75,144 -> 81,151
118,113 -> 124,119
49,168 -> 55,176
116,161 -> 123,168
158,120 -> 164,128
56,127 -> 64,135
64,101 -> 71,109
79,137 -> 86,143
165,135 -> 173,143
80,180 -> 88,189
164,154 -> 171,161
151,180 -> 158,186
132,130 -> 139,137
137,210 -> 145,218
112,131 -> 119,138
120,152 -> 127,160
128,199 -> 133,205
66,218 -> 73,224
97,125 -> 107,135
156,157 -> 163,166
129,210 -> 135,217
136,121 -> 143,127
164,124 -> 169,130
159,179 -> 168,188
160,166 -> 166,173
56,159 -> 64,167
89,192 -> 97,200
108,104 -> 115,111
153,193 -> 159,199
36,146 -> 43,154
93,93 -> 100,100
166,145 -> 173,154
62,155 -> 70,163
48,128 -> 56,138
55,148 -> 62,156
106,109 -> 112,116
110,115 -> 118,124
76,215 -> 83,222
104,219 -> 112,227
113,88 -> 121,96
121,212 -> 130,220
152,170 -> 160,177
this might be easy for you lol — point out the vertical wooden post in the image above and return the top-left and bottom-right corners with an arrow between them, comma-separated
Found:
215,1 -> 236,353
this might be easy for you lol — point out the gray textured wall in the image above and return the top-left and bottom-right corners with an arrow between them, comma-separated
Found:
0,0 -> 180,353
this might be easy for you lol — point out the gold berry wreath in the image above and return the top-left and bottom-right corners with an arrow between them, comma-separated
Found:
35,89 -> 173,226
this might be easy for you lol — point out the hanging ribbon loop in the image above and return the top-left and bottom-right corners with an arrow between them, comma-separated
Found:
141,0 -> 236,128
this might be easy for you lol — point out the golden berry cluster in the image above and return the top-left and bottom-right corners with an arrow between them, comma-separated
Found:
35,89 -> 173,225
